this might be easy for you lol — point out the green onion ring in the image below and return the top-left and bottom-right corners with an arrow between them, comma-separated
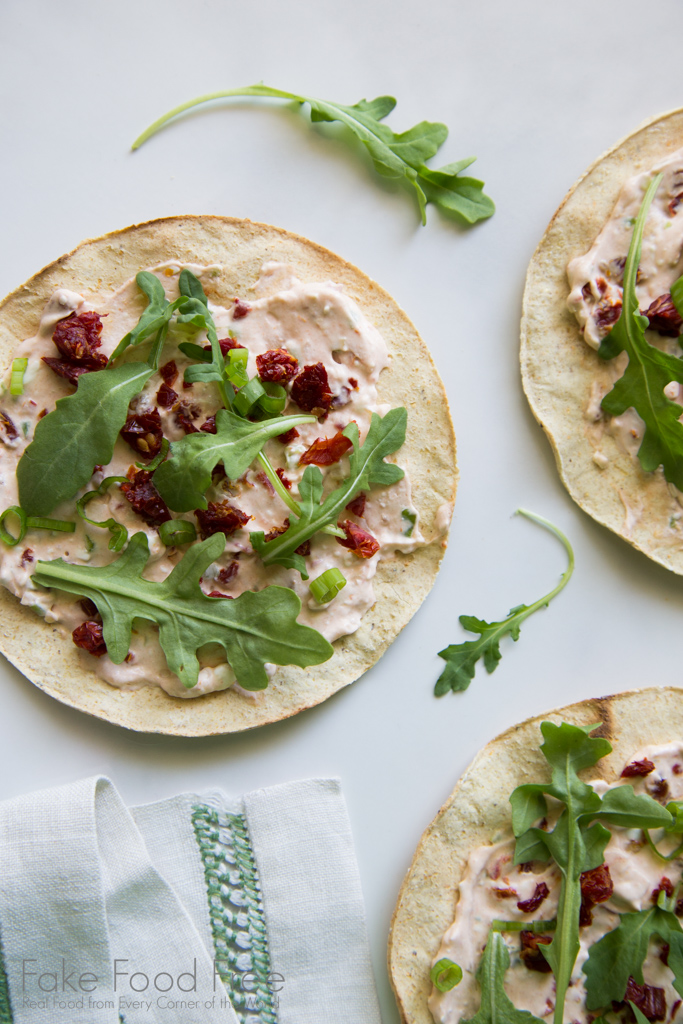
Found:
429,959 -> 462,993
309,566 -> 346,604
137,436 -> 169,471
76,476 -> 129,552
26,517 -> 76,533
10,357 -> 28,396
0,506 -> 27,546
233,377 -> 266,417
159,518 -> 197,546
257,381 -> 287,416
225,348 -> 249,388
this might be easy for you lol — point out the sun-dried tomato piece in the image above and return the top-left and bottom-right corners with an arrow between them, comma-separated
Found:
121,468 -> 171,526
53,311 -> 103,361
276,468 -> 292,490
581,863 -> 613,904
299,429 -> 353,467
0,411 -> 19,442
336,520 -> 380,558
174,400 -> 201,434
295,540 -> 311,557
291,363 -> 333,414
675,763 -> 683,776
20,548 -> 34,566
156,382 -> 178,408
652,877 -> 674,904
44,312 -> 108,386
233,299 -> 251,319
160,360 -> 178,385
670,192 -> 683,216
200,415 -> 217,434
346,492 -> 366,518
516,882 -> 549,914
594,297 -> 623,332
207,591 -> 234,599
79,598 -> 99,618
644,293 -> 683,337
660,942 -> 670,966
614,977 -> 667,1022
256,348 -> 299,384
277,427 -> 300,444
648,778 -> 670,802
38,408 -> 48,420
348,377 -> 358,389
264,519 -> 290,543
519,932 -> 552,973
217,561 -> 239,586
72,621 -> 107,657
195,501 -> 251,539
492,887 -> 518,899
43,353 -> 107,385
622,758 -> 656,778
203,337 -> 245,358
120,408 -> 164,459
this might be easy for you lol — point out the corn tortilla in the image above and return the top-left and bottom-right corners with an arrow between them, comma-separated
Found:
521,108 -> 683,573
0,216 -> 456,735
388,686 -> 683,1023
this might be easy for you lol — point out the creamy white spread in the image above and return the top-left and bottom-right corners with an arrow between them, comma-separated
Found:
567,149 -> 683,481
430,743 -> 683,1023
0,262 -> 425,698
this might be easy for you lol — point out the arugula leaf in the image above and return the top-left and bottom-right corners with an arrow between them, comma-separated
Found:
32,532 -> 333,690
510,721 -> 671,1024
250,408 -> 406,579
17,363 -> 154,517
629,1004 -> 653,1024
461,932 -> 543,1024
109,271 -> 175,364
132,84 -> 495,226
435,510 -> 574,695
153,408 -> 316,512
583,891 -> 683,1008
597,172 -> 683,490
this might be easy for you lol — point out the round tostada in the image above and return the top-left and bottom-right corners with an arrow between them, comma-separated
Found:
389,687 -> 683,1024
521,108 -> 683,575
0,216 -> 456,735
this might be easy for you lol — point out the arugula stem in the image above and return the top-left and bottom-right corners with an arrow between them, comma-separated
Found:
645,829 -> 683,862
132,86 -> 303,149
515,509 -> 575,609
147,324 -> 168,370
255,452 -> 344,538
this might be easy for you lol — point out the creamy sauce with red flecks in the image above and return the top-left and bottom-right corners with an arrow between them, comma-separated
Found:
430,743 -> 683,1023
0,262 -> 440,698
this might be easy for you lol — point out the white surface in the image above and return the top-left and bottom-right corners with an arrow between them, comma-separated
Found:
1,0 -> 682,1020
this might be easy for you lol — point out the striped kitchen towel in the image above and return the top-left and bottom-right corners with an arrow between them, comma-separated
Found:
0,777 -> 381,1024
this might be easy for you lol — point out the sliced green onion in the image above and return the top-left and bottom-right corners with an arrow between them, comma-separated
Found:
0,506 -> 27,546
76,476 -> 129,552
233,377 -> 266,417
0,506 -> 76,546
257,381 -> 287,416
491,918 -> 557,934
178,341 -> 212,363
309,567 -> 346,604
137,436 -> 170,471
9,358 -> 28,396
159,518 -> 197,546
430,959 -> 462,993
26,516 -> 76,533
401,508 -> 417,537
225,348 -> 249,388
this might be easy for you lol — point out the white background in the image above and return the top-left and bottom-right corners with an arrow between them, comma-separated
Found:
1,1 -> 683,1019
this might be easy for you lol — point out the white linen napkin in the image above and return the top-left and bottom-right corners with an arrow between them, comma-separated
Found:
0,777 -> 381,1024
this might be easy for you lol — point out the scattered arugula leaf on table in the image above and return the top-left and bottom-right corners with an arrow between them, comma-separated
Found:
583,886 -> 683,1008
509,721 -> 671,1024
435,509 -> 574,695
250,408 -> 407,579
598,172 -> 683,490
32,532 -> 333,690
153,408 -> 316,512
131,84 -> 495,226
461,931 -> 543,1024
17,363 -> 154,517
